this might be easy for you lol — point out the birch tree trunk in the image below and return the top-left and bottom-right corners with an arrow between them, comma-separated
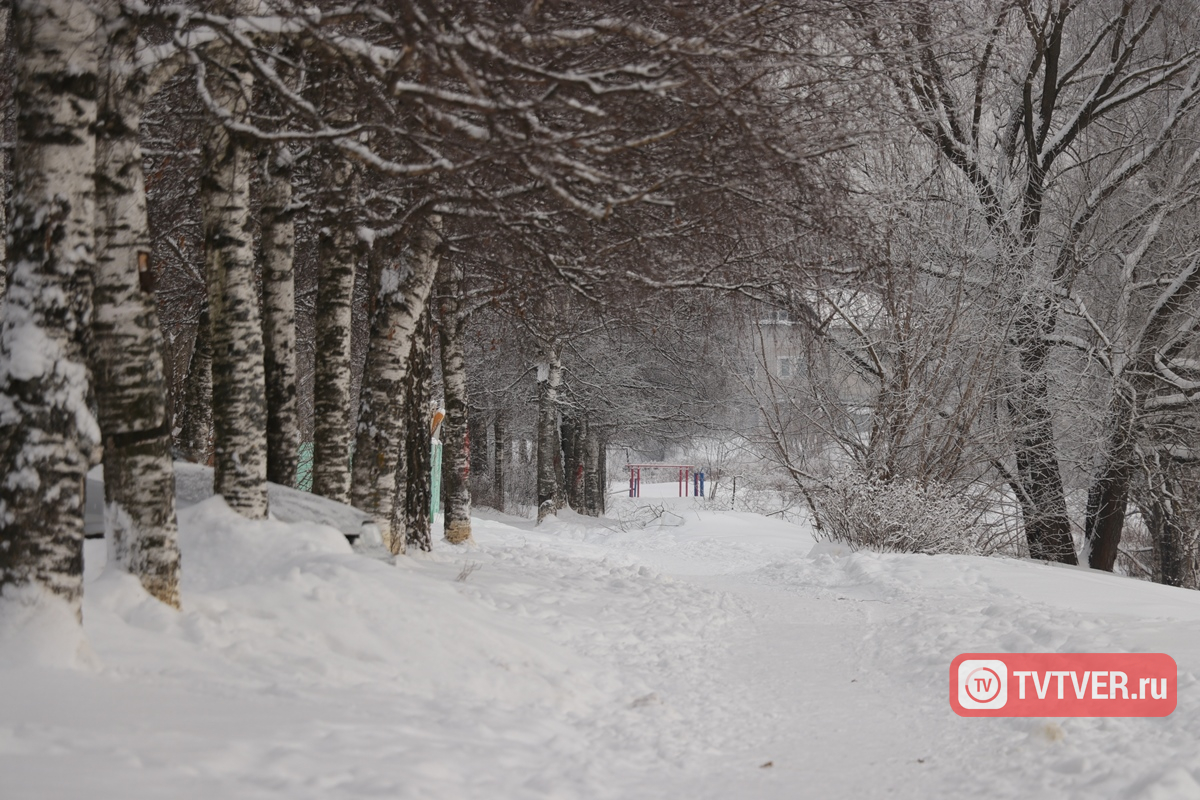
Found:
311,153 -> 358,504
260,145 -> 298,487
493,411 -> 507,513
201,38 -> 268,518
0,0 -> 100,620
437,258 -> 472,544
536,344 -> 563,524
91,0 -> 179,607
177,302 -> 213,464
403,308 -> 434,552
351,215 -> 441,554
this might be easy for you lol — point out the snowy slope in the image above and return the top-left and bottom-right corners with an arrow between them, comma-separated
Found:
84,462 -> 377,539
3,492 -> 1200,798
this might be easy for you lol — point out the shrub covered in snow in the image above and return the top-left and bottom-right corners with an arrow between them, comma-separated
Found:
814,471 -> 989,555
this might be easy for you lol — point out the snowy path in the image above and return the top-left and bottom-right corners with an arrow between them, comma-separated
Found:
5,495 -> 1200,798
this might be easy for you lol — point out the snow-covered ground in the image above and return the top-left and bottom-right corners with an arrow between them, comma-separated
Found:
4,489 -> 1200,799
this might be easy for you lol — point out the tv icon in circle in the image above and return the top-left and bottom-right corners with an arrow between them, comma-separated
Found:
958,659 -> 1008,709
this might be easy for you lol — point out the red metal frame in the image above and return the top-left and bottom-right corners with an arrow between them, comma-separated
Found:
625,464 -> 697,498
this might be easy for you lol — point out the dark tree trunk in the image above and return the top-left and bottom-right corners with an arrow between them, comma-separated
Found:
597,430 -> 607,516
0,4 -> 8,304
1148,493 -> 1187,588
1143,458 -> 1191,588
177,303 -> 213,464
260,144 -> 298,487
561,415 -> 584,512
403,308 -> 434,551
437,258 -> 472,544
0,0 -> 100,621
1084,386 -> 1137,571
582,420 -> 601,517
493,411 -> 507,513
1085,468 -> 1130,572
469,410 -> 489,484
91,0 -> 180,607
1010,308 -> 1077,564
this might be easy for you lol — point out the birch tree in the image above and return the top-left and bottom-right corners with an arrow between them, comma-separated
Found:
351,213 -> 442,554
535,342 -> 564,524
91,0 -> 180,606
403,307 -> 435,551
436,254 -> 472,544
195,13 -> 268,518
0,0 -> 100,620
310,152 -> 359,504
260,143 -> 299,487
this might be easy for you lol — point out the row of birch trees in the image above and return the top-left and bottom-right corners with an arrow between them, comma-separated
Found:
0,0 -> 852,620
11,0 -> 1200,632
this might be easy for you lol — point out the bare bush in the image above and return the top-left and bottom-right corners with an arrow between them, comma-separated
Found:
815,471 -> 992,556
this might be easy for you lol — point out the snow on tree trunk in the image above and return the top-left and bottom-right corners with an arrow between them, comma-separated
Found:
91,0 -> 180,607
0,0 -> 101,621
201,38 -> 268,519
351,215 -> 442,554
536,344 -> 563,524
403,308 -> 434,552
260,145 -> 298,487
176,302 -> 213,464
437,257 -> 472,544
493,411 -> 507,513
311,154 -> 358,504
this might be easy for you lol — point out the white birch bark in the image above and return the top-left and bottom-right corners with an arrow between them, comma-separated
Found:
260,145 -> 298,487
91,0 -> 180,607
536,344 -> 563,524
436,257 -> 471,544
200,35 -> 268,518
311,153 -> 358,504
351,214 -> 441,554
0,0 -> 100,620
